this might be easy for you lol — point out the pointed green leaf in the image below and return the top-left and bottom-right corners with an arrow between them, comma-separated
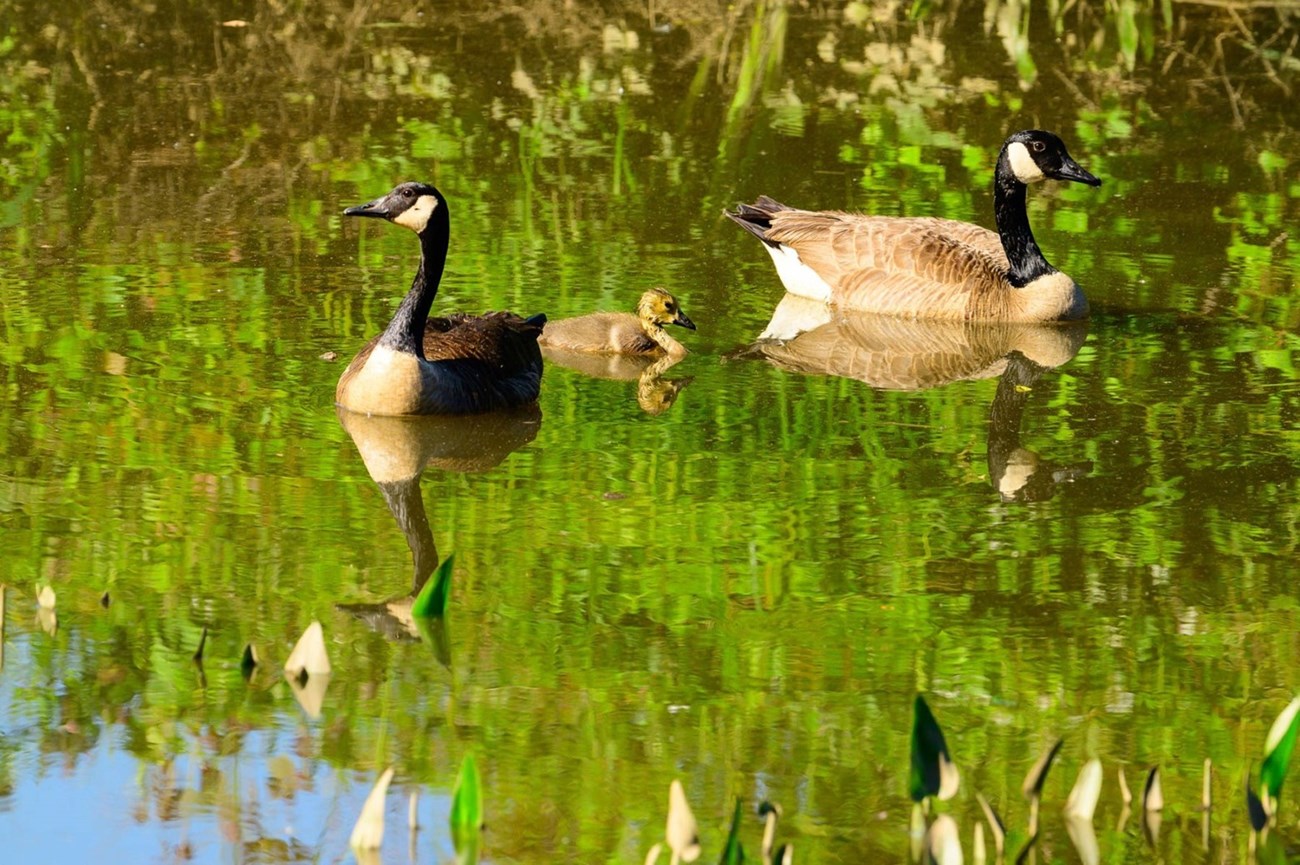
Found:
412,554 -> 455,619
909,694 -> 957,802
450,751 -> 483,848
1261,697 -> 1300,801
718,798 -> 745,865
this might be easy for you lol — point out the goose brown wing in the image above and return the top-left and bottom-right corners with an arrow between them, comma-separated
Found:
765,212 -> 1011,319
421,311 -> 545,373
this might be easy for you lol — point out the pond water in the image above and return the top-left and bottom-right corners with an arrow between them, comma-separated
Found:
1,1 -> 1299,862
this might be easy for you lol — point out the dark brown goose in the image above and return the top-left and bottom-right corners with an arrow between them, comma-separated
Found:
538,287 -> 695,358
335,181 -> 545,415
726,130 -> 1101,323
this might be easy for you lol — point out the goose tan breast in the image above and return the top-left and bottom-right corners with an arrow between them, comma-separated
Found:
338,345 -> 427,416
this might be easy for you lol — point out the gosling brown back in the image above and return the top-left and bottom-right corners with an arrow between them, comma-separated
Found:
538,287 -> 695,358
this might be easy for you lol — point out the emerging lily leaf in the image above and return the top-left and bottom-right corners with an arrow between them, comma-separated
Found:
1261,697 -> 1300,805
910,695 -> 959,802
450,752 -> 483,848
349,766 -> 395,850
240,644 -> 259,678
1063,759 -> 1103,821
284,621 -> 331,677
719,799 -> 745,865
975,793 -> 1005,856
925,813 -> 963,865
1247,773 -> 1269,832
1201,758 -> 1212,812
1142,767 -> 1163,812
1064,814 -> 1099,865
758,801 -> 781,862
412,553 -> 455,619
1022,739 -> 1062,800
1117,769 -> 1132,806
666,779 -> 701,863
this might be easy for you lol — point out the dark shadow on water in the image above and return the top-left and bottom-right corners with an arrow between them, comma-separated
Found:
333,405 -> 542,661
731,292 -> 1090,502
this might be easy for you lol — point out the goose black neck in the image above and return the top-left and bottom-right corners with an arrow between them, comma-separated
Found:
993,159 -> 1056,287
378,206 -> 450,358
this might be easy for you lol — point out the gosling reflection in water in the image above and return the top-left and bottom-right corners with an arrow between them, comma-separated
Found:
738,293 -> 1091,501
541,350 -> 694,415
539,288 -> 695,415
334,406 -> 541,655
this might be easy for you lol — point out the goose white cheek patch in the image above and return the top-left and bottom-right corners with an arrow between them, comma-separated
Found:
393,194 -> 439,232
1007,142 -> 1045,184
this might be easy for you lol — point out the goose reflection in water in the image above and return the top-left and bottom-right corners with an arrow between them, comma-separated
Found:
541,348 -> 693,415
334,405 -> 541,660
738,293 -> 1091,502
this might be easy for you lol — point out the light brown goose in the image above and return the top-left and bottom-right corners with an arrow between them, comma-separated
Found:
335,181 -> 545,416
727,130 -> 1101,322
538,287 -> 695,358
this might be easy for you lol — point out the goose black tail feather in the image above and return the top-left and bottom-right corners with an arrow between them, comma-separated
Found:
725,196 -> 793,247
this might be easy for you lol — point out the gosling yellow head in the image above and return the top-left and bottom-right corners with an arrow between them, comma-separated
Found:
637,287 -> 696,332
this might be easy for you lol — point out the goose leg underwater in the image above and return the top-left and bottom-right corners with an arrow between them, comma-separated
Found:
334,181 -> 546,416
727,129 -> 1101,323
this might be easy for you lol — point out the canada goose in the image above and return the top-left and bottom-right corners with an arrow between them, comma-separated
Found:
537,287 -> 695,358
335,181 -> 545,415
727,130 -> 1101,322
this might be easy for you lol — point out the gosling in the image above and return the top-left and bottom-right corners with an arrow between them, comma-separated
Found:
538,287 -> 696,358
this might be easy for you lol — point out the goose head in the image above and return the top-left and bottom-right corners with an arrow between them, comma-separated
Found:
637,287 -> 696,331
344,181 -> 448,235
1001,130 -> 1101,188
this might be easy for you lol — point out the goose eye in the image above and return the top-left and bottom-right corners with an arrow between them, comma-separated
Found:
1031,140 -> 1046,153
402,187 -> 414,198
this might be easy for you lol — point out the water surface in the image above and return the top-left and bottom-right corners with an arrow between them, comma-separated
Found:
1,1 -> 1299,862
